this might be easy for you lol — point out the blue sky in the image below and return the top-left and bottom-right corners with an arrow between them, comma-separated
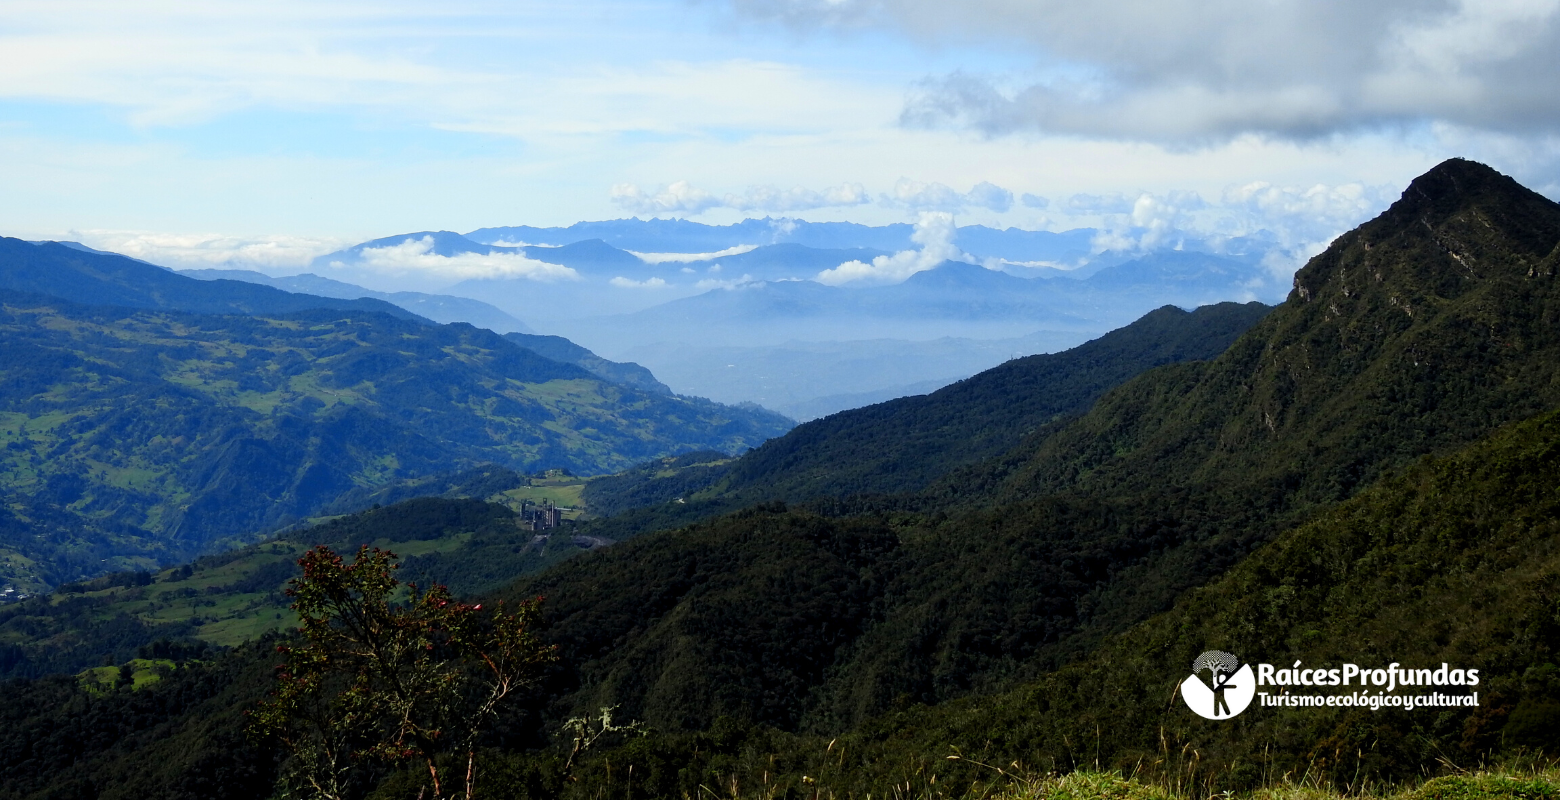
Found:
2,0 -> 1557,272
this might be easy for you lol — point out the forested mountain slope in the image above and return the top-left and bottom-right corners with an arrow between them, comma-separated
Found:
531,403 -> 1560,800
809,403 -> 1560,792
506,159 -> 1560,734
0,295 -> 790,591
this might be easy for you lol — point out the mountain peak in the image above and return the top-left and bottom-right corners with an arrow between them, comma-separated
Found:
1393,158 -> 1556,223
1292,158 -> 1560,306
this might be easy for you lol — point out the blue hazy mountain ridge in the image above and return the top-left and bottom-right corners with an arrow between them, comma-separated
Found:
1085,249 -> 1264,291
676,244 -> 893,281
309,231 -> 645,275
0,238 -> 430,323
464,217 -> 1104,263
178,268 -> 535,333
313,229 -> 502,261
309,225 -> 1285,419
602,258 -> 1262,331
501,332 -> 672,394
466,218 -> 920,252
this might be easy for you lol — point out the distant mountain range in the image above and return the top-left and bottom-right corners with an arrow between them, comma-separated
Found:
230,219 -> 1294,416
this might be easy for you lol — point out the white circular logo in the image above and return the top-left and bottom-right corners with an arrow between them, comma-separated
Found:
1181,650 -> 1255,720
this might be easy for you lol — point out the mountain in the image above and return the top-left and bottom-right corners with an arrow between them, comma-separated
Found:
466,218 -> 920,252
464,218 -> 1103,262
311,231 -> 645,276
0,293 -> 791,592
502,333 -> 671,394
574,263 -> 1104,347
673,243 -> 892,282
178,268 -> 535,333
312,230 -> 505,262
0,238 -> 427,322
1086,249 -> 1268,293
499,159 -> 1560,735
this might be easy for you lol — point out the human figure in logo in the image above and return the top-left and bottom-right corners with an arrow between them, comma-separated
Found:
1192,651 -> 1241,718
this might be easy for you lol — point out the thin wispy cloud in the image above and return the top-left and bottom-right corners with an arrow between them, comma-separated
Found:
609,276 -> 670,288
610,181 -> 872,215
882,178 -> 1013,212
630,245 -> 761,263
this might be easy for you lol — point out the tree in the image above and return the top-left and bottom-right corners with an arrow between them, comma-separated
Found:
251,545 -> 554,800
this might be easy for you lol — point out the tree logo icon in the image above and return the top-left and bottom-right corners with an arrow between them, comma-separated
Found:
1181,650 -> 1255,720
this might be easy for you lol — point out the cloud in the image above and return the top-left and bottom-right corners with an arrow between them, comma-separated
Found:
609,181 -> 722,215
609,276 -> 670,288
1020,193 -> 1049,209
629,244 -> 760,263
882,178 -> 1014,212
1067,181 -> 1393,272
67,229 -> 347,270
731,0 -> 1560,142
1064,193 -> 1135,215
816,210 -> 967,285
696,274 -> 762,290
350,236 -> 580,281
610,181 -> 871,215
727,183 -> 872,212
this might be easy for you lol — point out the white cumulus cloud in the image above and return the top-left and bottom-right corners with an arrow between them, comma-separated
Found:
350,236 -> 580,281
609,181 -> 722,215
816,211 -> 967,285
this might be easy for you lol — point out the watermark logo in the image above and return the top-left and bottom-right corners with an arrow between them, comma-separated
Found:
1178,652 -> 1481,719
1181,650 -> 1256,720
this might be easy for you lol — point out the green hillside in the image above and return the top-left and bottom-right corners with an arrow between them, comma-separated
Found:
0,495 -> 590,679
0,294 -> 790,591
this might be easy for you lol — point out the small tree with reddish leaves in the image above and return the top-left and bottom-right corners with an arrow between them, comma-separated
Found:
250,545 -> 555,800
